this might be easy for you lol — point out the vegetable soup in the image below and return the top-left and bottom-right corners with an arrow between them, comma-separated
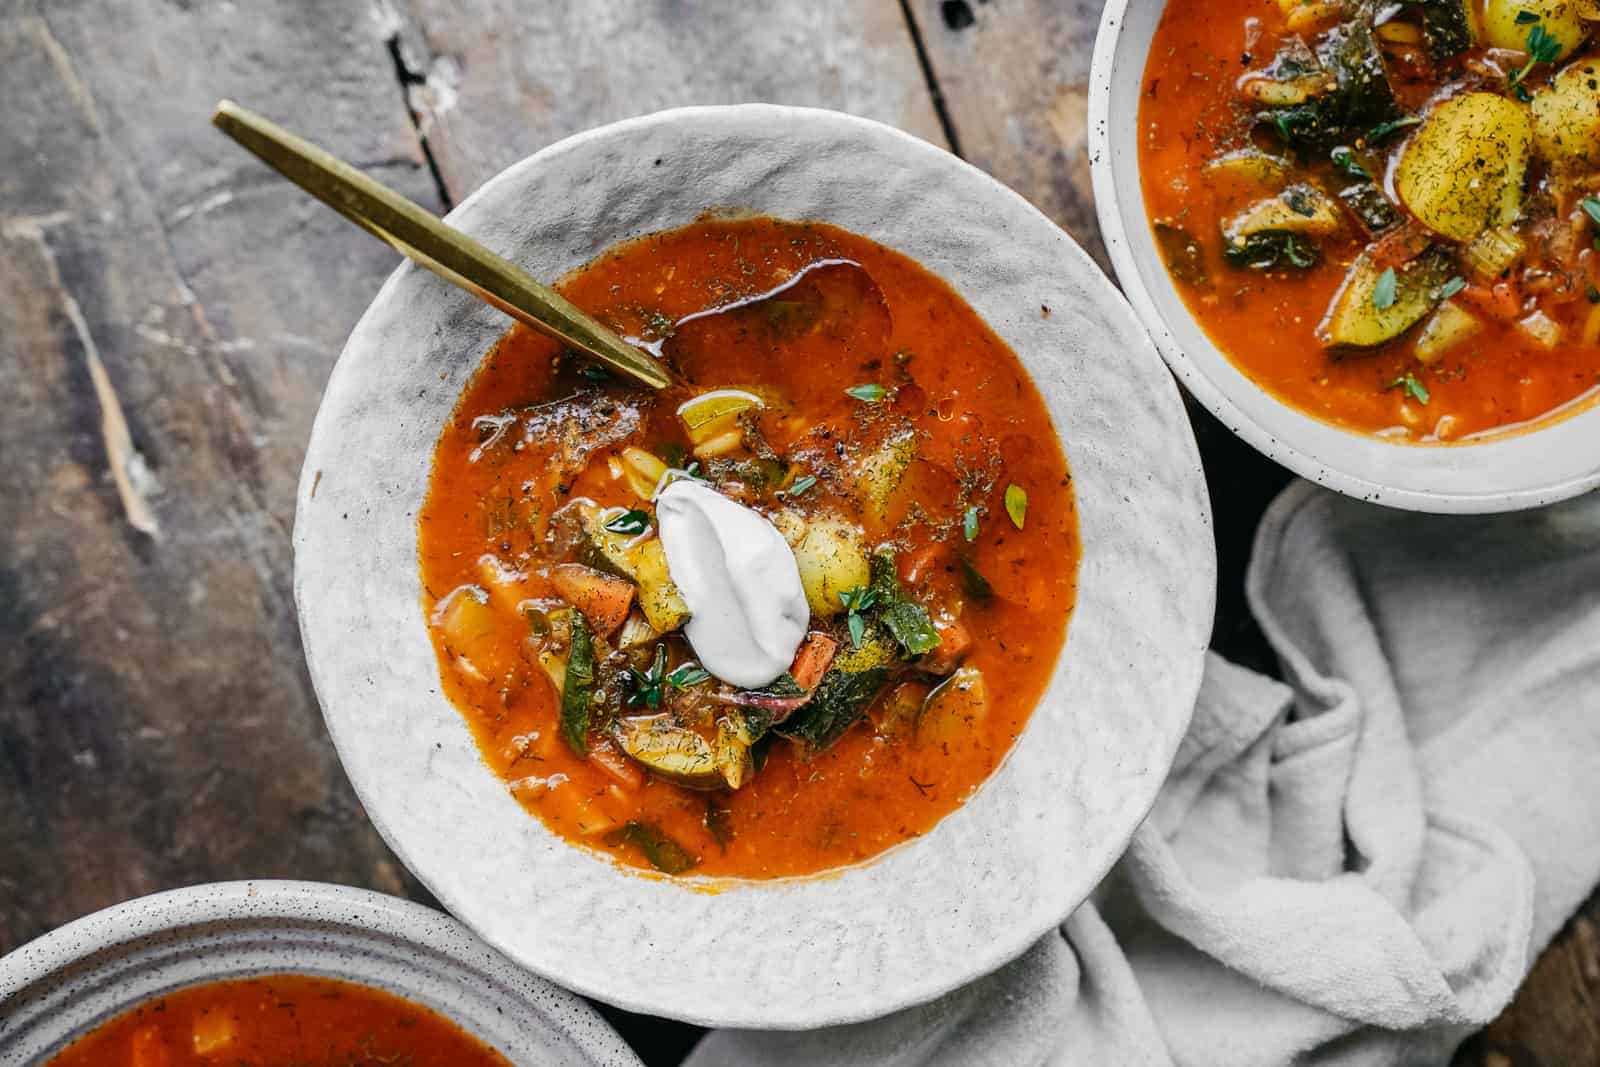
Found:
47,974 -> 508,1066
1141,0 -> 1600,439
418,217 -> 1079,879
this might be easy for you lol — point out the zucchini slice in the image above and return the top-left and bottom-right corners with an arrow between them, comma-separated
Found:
1319,250 -> 1453,348
1395,93 -> 1532,242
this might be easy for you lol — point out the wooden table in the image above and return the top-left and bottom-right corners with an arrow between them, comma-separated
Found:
1,1 -> 1592,1062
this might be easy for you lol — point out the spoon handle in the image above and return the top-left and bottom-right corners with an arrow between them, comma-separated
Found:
212,99 -> 674,391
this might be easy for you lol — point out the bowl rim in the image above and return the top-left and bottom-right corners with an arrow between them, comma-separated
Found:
0,879 -> 638,1066
1088,0 -> 1600,514
296,102 -> 1214,1028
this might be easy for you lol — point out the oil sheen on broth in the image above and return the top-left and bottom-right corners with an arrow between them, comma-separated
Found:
1140,0 -> 1600,439
418,218 -> 1079,879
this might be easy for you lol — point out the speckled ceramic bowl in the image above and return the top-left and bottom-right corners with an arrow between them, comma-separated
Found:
295,105 -> 1214,1028
0,880 -> 638,1066
1090,0 -> 1600,514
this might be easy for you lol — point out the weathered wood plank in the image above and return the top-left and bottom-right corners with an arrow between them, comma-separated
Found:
387,0 -> 947,202
903,0 -> 1108,270
0,0 -> 439,951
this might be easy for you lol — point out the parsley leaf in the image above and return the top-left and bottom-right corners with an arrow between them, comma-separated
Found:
1004,484 -> 1027,530
846,383 -> 888,403
1367,116 -> 1421,142
625,644 -> 669,710
1387,371 -> 1431,404
783,474 -> 818,497
666,662 -> 712,689
839,585 -> 878,649
603,509 -> 651,535
962,505 -> 980,543
1330,146 -> 1370,180
1372,267 -> 1399,310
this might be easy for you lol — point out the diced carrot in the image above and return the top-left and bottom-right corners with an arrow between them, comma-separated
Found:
921,616 -> 973,675
541,777 -> 622,837
588,739 -> 645,792
788,632 -> 838,690
551,563 -> 635,637
1457,280 -> 1523,322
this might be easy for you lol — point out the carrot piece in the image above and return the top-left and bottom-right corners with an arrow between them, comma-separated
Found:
921,617 -> 973,675
1457,280 -> 1523,322
788,632 -> 838,690
588,739 -> 645,792
551,563 -> 635,637
902,542 -> 949,587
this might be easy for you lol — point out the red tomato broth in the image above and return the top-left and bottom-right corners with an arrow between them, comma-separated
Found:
46,974 -> 509,1067
417,218 -> 1079,879
1139,0 -> 1600,439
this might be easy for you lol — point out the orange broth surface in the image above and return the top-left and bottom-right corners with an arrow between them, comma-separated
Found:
418,217 -> 1078,879
1139,0 -> 1600,439
47,974 -> 509,1067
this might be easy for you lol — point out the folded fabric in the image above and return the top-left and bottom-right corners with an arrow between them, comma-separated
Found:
688,479 -> 1600,1066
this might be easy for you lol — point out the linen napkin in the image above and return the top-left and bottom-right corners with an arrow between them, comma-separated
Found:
687,479 -> 1600,1067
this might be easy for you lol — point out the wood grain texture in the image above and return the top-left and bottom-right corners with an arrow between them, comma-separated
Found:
385,0 -> 947,203
0,0 -> 440,951
903,0 -> 1109,270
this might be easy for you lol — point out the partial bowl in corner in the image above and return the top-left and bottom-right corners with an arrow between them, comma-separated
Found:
1090,0 -> 1600,513
294,105 -> 1214,1028
0,880 -> 638,1066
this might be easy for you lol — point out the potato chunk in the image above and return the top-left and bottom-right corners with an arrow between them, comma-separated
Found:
790,516 -> 870,616
1483,0 -> 1586,61
1395,93 -> 1531,242
1532,56 -> 1600,171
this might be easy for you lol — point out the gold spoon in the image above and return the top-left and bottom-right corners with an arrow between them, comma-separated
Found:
211,100 -> 674,390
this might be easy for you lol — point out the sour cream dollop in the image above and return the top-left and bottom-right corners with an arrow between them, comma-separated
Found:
655,478 -> 808,688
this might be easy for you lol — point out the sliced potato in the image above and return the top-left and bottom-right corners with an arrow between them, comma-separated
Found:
1532,56 -> 1600,170
1225,184 -> 1343,241
857,428 -> 918,522
1203,150 -> 1292,190
1518,309 -> 1564,346
919,666 -> 989,747
1396,93 -> 1532,242
1483,0 -> 1586,60
614,714 -> 720,787
790,516 -> 870,616
625,538 -> 691,632
714,717 -> 754,790
1415,301 -> 1484,363
618,446 -> 668,500
1319,250 -> 1452,348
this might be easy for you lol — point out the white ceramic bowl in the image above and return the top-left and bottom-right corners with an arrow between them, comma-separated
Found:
295,105 -> 1214,1028
1089,0 -> 1600,513
0,880 -> 638,1066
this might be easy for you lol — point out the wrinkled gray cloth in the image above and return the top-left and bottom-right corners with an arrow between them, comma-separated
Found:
688,480 -> 1600,1067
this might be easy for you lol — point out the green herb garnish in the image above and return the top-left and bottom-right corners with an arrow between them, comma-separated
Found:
784,474 -> 818,497
846,383 -> 888,403
839,585 -> 879,649
1387,371 -> 1431,404
1515,9 -> 1541,23
1004,484 -> 1027,530
962,505 -> 980,543
625,643 -> 669,709
1367,115 -> 1422,142
666,662 -> 712,689
1508,21 -> 1562,99
1330,146 -> 1370,180
603,509 -> 651,535
1582,197 -> 1600,229
1372,266 -> 1399,310
1587,285 -> 1600,304
1438,276 -> 1467,300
